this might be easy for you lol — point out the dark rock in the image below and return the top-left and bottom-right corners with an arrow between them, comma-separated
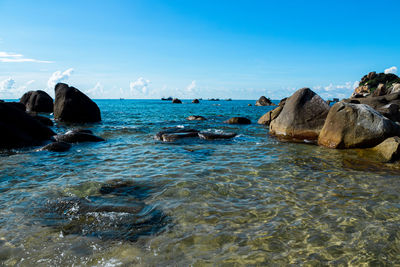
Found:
155,127 -> 199,141
54,130 -> 105,143
258,106 -> 283,125
37,142 -> 71,152
373,137 -> 400,162
269,88 -> 329,141
278,97 -> 287,106
54,83 -> 101,123
0,102 -> 55,149
192,99 -> 199,103
31,115 -> 53,126
172,98 -> 182,104
376,103 -> 400,122
20,90 -> 53,113
318,102 -> 400,148
248,104 -> 252,106
255,96 -> 275,106
198,132 -> 237,140
224,117 -> 251,124
186,115 -> 206,121
160,132 -> 199,142
99,179 -> 152,200
7,102 -> 26,111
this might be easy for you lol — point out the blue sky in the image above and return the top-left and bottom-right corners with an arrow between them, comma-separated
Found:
0,0 -> 399,99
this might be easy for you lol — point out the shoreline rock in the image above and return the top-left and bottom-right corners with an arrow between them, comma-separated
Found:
20,90 -> 53,113
224,117 -> 251,124
54,83 -> 101,123
269,88 -> 329,141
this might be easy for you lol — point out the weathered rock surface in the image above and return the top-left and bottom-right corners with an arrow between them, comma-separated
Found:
255,96 -> 275,106
318,102 -> 400,148
258,106 -> 283,125
224,117 -> 251,124
37,142 -> 71,152
198,132 -> 237,140
54,83 -> 101,123
20,90 -> 53,113
372,136 -> 400,162
155,128 -> 199,141
186,115 -> 206,121
192,99 -> 199,103
54,130 -> 105,143
269,88 -> 329,140
0,102 -> 55,149
172,98 -> 182,104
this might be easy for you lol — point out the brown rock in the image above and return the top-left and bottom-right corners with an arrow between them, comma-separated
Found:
318,102 -> 400,148
269,88 -> 329,141
224,117 -> 251,124
372,136 -> 400,161
257,106 -> 283,125
186,115 -> 206,121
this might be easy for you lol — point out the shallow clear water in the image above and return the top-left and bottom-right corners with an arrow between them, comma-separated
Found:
1,99 -> 400,266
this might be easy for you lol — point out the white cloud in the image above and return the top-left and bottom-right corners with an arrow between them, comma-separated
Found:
186,80 -> 196,92
0,77 -> 15,91
130,77 -> 150,95
312,81 -> 358,99
47,68 -> 74,89
384,66 -> 397,74
85,82 -> 104,98
0,51 -> 53,63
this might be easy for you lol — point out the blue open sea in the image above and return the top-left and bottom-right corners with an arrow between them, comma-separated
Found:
1,99 -> 399,266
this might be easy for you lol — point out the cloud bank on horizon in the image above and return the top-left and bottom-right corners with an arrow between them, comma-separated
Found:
0,66 -> 397,100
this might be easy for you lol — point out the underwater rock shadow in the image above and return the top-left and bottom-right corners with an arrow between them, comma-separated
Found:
38,179 -> 172,242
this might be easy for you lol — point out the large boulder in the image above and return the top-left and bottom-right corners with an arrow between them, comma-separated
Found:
372,137 -> 400,162
318,102 -> 400,148
255,96 -> 275,106
20,90 -> 53,113
54,83 -> 101,123
269,88 -> 330,140
0,102 -> 55,149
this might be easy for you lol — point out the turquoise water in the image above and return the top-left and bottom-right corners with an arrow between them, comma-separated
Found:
1,99 -> 400,266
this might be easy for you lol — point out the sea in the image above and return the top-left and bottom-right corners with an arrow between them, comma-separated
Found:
0,99 -> 399,266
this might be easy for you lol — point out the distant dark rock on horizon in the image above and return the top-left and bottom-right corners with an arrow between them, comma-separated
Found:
192,99 -> 199,103
54,83 -> 101,123
255,96 -> 275,106
172,98 -> 182,104
20,90 -> 53,113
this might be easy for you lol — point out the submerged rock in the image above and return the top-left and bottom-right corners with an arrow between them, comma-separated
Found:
155,127 -> 199,141
186,115 -> 206,121
198,132 -> 237,140
269,88 -> 329,141
20,90 -> 53,113
37,142 -> 71,152
318,102 -> 400,148
54,130 -> 105,143
224,117 -> 251,124
54,83 -> 101,123
372,136 -> 400,162
0,102 -> 55,149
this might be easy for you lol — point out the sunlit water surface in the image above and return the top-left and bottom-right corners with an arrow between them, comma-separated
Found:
1,100 -> 400,266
